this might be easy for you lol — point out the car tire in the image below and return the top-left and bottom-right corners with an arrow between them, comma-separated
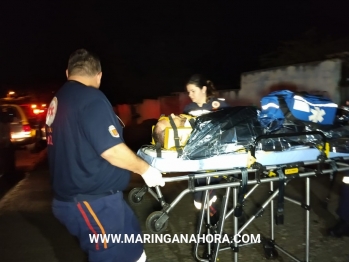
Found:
26,130 -> 42,153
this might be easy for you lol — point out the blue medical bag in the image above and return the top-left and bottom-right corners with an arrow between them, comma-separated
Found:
259,90 -> 338,131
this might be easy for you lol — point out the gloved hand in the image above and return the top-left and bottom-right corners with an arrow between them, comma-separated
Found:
141,166 -> 165,187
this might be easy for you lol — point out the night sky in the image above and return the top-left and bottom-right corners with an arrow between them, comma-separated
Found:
1,0 -> 349,104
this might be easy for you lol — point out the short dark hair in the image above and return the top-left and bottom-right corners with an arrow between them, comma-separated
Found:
152,124 -> 165,146
67,49 -> 101,77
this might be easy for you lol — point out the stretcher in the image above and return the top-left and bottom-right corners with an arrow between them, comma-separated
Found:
130,131 -> 349,262
138,145 -> 349,173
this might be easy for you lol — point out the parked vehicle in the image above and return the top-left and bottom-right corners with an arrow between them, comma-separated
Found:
18,103 -> 47,141
1,94 -> 48,135
0,104 -> 43,152
0,109 -> 15,177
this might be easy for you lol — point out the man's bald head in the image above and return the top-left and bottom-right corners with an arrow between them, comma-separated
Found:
152,114 -> 188,147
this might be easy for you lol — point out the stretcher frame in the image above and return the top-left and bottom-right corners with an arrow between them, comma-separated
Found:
129,132 -> 349,261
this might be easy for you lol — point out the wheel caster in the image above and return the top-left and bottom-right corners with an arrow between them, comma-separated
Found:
202,244 -> 217,261
263,240 -> 278,260
128,187 -> 144,205
146,211 -> 169,233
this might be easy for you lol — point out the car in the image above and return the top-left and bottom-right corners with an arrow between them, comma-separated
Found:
18,103 -> 47,141
0,110 -> 16,178
0,93 -> 48,142
0,104 -> 44,152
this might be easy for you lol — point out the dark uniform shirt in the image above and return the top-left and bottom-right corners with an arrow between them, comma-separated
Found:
46,81 -> 129,200
183,97 -> 230,116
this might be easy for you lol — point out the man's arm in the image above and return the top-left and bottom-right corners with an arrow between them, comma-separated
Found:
80,98 -> 164,187
101,143 -> 148,175
101,143 -> 165,187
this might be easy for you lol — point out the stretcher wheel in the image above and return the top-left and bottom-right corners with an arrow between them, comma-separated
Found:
128,187 -> 143,205
146,211 -> 168,233
263,239 -> 278,260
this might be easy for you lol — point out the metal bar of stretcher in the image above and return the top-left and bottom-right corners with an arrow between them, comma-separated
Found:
146,159 -> 349,262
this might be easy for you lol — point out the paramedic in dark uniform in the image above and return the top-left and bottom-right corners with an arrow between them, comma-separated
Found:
183,74 -> 230,223
330,174 -> 349,237
183,74 -> 229,117
47,49 -> 165,262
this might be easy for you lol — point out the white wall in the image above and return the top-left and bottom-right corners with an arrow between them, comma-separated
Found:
116,59 -> 343,124
239,59 -> 342,106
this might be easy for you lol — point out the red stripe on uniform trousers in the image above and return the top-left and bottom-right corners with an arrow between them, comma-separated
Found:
77,202 -> 99,250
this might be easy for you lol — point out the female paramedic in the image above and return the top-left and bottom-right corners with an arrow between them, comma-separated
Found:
183,74 -> 229,117
183,74 -> 230,224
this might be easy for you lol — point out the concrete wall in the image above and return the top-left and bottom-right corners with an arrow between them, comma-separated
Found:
159,96 -> 181,115
116,59 -> 345,125
239,59 -> 342,106
115,104 -> 133,126
176,90 -> 242,108
116,91 -> 244,126
178,93 -> 192,113
135,99 -> 160,124
217,90 -> 245,106
340,86 -> 349,105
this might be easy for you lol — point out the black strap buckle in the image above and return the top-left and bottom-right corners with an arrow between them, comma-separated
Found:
252,162 -> 264,184
275,168 -> 286,225
234,168 -> 248,217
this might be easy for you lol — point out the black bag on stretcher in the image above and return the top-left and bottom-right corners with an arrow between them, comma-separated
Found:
258,90 -> 338,131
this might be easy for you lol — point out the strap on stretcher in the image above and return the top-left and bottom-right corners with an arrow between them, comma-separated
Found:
324,160 -> 339,208
252,162 -> 264,183
169,115 -> 183,158
276,169 -> 285,225
329,160 -> 338,183
234,168 -> 248,217
155,142 -> 162,158
189,118 -> 195,128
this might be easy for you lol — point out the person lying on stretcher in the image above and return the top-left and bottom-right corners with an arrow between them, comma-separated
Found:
152,114 -> 194,149
151,113 -> 224,225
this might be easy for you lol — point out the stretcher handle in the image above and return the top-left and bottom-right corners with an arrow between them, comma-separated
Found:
250,131 -> 327,158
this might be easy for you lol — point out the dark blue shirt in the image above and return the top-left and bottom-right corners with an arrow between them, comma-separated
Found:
183,98 -> 230,116
46,81 -> 130,200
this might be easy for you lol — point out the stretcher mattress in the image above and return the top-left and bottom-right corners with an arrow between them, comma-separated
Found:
137,147 -> 349,173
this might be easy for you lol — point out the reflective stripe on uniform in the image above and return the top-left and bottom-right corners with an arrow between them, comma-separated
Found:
136,250 -> 147,262
76,202 -> 100,250
194,200 -> 202,210
83,201 -> 108,249
343,176 -> 349,184
193,195 -> 217,210
188,109 -> 211,117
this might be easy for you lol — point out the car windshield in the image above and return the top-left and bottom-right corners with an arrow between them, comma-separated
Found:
20,105 -> 33,118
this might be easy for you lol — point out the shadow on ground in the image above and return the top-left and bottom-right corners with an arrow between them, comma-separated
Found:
0,171 -> 26,200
